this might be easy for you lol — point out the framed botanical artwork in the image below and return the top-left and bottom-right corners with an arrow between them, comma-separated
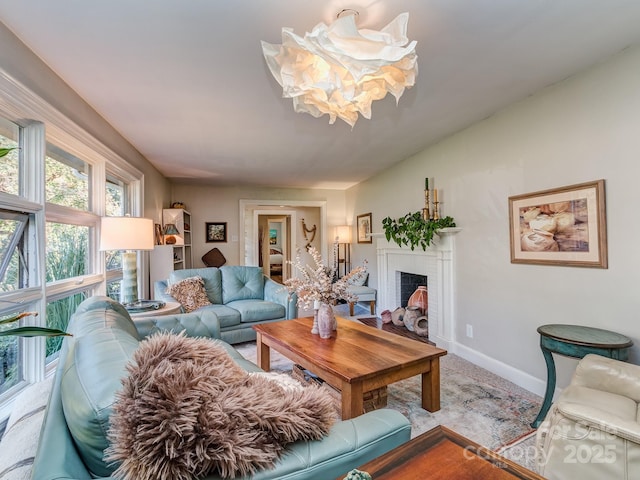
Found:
357,213 -> 373,244
206,222 -> 227,243
508,179 -> 607,268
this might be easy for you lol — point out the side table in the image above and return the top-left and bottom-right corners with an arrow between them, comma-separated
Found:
531,323 -> 633,428
128,301 -> 182,319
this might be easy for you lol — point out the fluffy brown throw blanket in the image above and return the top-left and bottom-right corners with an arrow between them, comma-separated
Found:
105,332 -> 337,480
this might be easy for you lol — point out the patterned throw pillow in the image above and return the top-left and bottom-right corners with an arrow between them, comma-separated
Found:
167,276 -> 212,312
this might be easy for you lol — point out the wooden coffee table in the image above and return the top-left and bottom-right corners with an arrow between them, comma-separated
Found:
337,425 -> 544,479
253,317 -> 447,420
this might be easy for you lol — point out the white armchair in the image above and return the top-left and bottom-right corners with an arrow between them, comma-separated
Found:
536,354 -> 640,480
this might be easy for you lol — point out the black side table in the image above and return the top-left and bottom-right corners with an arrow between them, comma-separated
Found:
531,324 -> 633,428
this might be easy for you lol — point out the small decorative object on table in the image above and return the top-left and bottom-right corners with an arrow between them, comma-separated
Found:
283,246 -> 367,337
343,469 -> 372,480
170,201 -> 185,209
380,309 -> 392,324
317,303 -> 335,339
311,300 -> 320,334
123,300 -> 166,313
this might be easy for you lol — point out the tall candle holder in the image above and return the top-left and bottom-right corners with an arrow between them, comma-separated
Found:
422,189 -> 431,221
433,201 -> 441,220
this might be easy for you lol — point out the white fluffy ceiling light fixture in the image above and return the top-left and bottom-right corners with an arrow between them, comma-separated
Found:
261,11 -> 418,128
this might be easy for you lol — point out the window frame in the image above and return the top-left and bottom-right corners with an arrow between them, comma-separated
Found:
0,69 -> 146,418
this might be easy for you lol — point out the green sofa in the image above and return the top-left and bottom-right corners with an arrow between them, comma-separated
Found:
32,296 -> 411,480
154,266 -> 297,344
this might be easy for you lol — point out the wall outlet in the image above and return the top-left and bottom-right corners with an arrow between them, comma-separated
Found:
466,324 -> 474,338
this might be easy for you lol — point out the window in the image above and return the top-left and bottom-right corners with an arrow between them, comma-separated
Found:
45,222 -> 90,281
46,144 -> 91,211
0,75 -> 145,408
0,117 -> 20,197
0,331 -> 19,393
0,210 -> 30,292
45,292 -> 88,363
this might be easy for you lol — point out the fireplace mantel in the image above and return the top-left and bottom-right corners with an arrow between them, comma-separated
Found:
376,229 -> 460,349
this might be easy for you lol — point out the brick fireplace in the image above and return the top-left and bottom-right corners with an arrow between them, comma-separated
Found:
376,229 -> 459,349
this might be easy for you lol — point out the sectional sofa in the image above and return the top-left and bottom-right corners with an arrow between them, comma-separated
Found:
32,296 -> 411,480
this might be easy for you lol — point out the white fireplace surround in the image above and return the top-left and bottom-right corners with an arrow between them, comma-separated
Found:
376,229 -> 547,397
376,229 -> 460,350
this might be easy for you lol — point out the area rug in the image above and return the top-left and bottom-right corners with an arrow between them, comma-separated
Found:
234,342 -> 542,473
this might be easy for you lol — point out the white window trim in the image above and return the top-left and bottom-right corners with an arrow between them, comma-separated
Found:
0,65 -> 147,419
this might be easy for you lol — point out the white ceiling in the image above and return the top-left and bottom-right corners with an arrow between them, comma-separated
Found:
1,1 -> 640,189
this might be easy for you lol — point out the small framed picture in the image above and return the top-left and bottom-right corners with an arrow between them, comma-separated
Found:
206,222 -> 227,243
154,223 -> 163,245
357,213 -> 373,244
269,228 -> 277,245
508,180 -> 607,268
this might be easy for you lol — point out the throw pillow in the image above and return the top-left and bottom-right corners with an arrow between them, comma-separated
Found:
166,276 -> 211,312
106,332 -> 337,480
349,272 -> 368,286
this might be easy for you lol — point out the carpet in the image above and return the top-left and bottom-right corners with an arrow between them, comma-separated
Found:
234,340 -> 543,473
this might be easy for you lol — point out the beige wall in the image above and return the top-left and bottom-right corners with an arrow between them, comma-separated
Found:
170,184 -> 346,267
347,45 -> 640,395
0,22 -> 171,221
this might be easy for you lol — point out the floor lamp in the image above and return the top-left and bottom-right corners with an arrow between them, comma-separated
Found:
335,225 -> 352,278
100,216 -> 155,305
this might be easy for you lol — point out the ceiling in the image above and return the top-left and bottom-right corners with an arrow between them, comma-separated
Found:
1,1 -> 640,190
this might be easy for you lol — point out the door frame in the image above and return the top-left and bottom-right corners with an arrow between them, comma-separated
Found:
239,199 -> 327,267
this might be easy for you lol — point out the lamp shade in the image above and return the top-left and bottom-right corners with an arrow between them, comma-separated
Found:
99,216 -> 155,251
335,225 -> 352,244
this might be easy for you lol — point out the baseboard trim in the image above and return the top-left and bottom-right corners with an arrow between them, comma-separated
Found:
447,341 -> 560,399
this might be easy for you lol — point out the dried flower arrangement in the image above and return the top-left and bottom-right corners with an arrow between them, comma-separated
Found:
283,246 -> 367,309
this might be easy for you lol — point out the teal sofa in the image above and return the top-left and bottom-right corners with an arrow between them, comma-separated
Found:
32,296 -> 411,480
154,266 -> 297,344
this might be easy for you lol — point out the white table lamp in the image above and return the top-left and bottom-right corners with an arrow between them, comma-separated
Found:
100,216 -> 154,305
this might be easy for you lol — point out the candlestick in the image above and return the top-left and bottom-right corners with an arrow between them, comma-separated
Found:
433,201 -> 440,220
433,189 -> 438,203
423,189 -> 430,221
425,177 -> 429,190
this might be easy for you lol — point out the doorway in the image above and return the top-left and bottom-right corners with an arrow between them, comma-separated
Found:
239,200 -> 327,282
258,214 -> 291,282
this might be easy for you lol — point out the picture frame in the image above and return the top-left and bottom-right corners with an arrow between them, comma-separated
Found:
357,213 -> 373,244
269,228 -> 277,245
206,222 -> 227,243
508,179 -> 607,268
154,223 -> 163,245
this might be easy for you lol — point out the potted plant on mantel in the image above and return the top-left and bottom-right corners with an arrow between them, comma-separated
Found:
382,212 -> 456,251
0,147 -> 71,338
